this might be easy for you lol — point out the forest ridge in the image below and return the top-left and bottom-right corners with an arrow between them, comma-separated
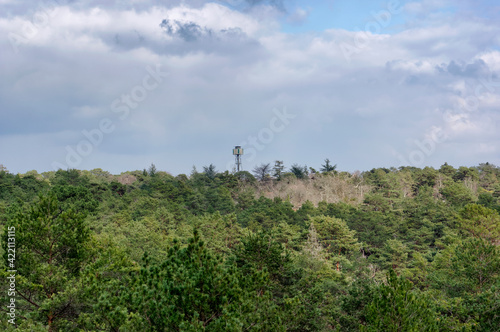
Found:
0,162 -> 499,331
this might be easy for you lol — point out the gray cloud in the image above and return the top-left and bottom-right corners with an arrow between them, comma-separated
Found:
161,19 -> 215,42
1,1 -> 499,174
443,59 -> 490,78
159,18 -> 251,44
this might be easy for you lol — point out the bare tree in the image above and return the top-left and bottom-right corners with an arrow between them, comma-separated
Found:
253,163 -> 271,182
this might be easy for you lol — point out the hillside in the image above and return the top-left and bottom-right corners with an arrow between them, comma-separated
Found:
0,163 -> 499,331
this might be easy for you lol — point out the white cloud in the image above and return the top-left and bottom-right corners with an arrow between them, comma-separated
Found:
475,50 -> 500,72
1,1 -> 499,173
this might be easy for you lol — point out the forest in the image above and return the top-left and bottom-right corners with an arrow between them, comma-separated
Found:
0,161 -> 499,331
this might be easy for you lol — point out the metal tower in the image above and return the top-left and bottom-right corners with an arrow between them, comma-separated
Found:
233,146 -> 243,172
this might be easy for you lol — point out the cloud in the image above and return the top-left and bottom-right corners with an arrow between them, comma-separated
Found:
442,59 -> 490,78
286,7 -> 310,25
244,0 -> 285,11
159,17 -> 249,45
161,19 -> 207,42
0,1 -> 499,174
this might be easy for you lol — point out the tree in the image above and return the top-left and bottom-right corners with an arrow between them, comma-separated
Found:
362,270 -> 441,331
439,182 -> 476,207
290,164 -> 308,179
203,164 -> 217,180
50,185 -> 99,214
310,215 -> 361,271
438,162 -> 456,177
452,238 -> 499,295
453,166 -> 479,182
320,158 -> 337,173
429,237 -> 500,330
147,163 -> 157,177
380,239 -> 409,273
96,230 -> 283,331
459,204 -> 500,245
253,163 -> 271,182
1,194 -> 90,330
432,237 -> 500,297
273,161 -> 285,180
234,171 -> 256,185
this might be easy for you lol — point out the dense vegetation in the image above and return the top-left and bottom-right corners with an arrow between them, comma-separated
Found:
1,162 -> 499,331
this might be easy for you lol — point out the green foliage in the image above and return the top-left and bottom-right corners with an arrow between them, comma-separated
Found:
310,215 -> 361,271
458,204 -> 500,244
273,160 -> 285,181
290,164 -> 308,179
440,182 -> 476,207
432,238 -> 499,297
96,230 -> 283,331
362,270 -> 441,331
148,163 -> 157,177
321,159 -> 337,173
453,166 -> 479,182
234,171 -> 256,185
429,237 -> 500,330
50,184 -> 99,214
0,163 -> 498,330
336,279 -> 376,331
203,163 -> 218,180
439,162 -> 456,177
1,194 -> 90,329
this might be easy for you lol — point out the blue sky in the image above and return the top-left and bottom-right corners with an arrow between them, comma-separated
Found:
0,0 -> 499,175
281,0 -> 407,33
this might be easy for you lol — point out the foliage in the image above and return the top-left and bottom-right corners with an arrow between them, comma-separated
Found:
273,161 -> 285,181
0,163 -> 498,330
290,164 -> 308,179
320,158 -> 337,173
1,194 -> 90,330
362,270 -> 441,331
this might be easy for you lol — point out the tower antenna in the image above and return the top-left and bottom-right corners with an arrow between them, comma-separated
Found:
233,146 -> 243,172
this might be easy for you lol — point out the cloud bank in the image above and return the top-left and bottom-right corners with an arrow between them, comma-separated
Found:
0,0 -> 499,174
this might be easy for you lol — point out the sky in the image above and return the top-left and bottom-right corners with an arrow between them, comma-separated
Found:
0,0 -> 499,175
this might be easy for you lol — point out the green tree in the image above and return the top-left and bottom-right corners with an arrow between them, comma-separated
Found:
148,163 -> 157,177
50,185 -> 99,214
453,166 -> 479,182
320,158 -> 337,173
273,160 -> 285,180
97,230 -> 282,331
290,164 -> 308,179
459,204 -> 500,244
1,194 -> 90,330
440,182 -> 476,207
451,238 -> 499,295
380,239 -> 410,273
362,270 -> 441,331
203,164 -> 218,180
439,162 -> 456,177
310,215 -> 361,272
234,171 -> 256,185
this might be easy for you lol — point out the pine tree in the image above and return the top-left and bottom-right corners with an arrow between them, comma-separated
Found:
362,270 -> 441,331
2,194 -> 90,330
